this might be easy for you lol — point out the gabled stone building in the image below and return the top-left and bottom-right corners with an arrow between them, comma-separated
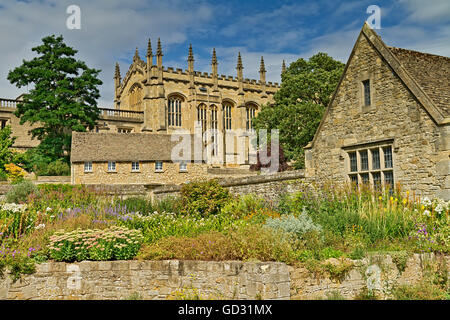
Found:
304,23 -> 449,200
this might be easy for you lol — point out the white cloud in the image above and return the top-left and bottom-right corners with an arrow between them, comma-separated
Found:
0,0 -> 215,106
399,0 -> 450,23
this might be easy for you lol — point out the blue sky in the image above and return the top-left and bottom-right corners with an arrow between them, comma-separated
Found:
0,0 -> 449,106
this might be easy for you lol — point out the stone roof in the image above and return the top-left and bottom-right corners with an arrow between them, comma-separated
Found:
388,46 -> 450,117
71,132 -> 194,163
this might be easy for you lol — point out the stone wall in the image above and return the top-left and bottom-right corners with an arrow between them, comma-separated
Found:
36,176 -> 71,184
152,169 -> 309,203
290,253 -> 450,300
0,260 -> 290,300
1,253 -> 447,300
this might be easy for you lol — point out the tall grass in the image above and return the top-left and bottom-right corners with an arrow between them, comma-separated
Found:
289,182 -> 420,244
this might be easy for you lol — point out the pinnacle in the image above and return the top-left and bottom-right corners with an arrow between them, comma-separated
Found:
237,52 -> 243,69
157,38 -> 163,56
212,48 -> 217,64
188,44 -> 194,61
147,38 -> 152,57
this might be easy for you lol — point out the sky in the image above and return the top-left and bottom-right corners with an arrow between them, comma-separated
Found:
0,0 -> 449,107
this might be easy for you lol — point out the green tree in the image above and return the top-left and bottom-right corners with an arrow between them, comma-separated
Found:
7,35 -> 102,163
0,125 -> 17,179
253,53 -> 345,168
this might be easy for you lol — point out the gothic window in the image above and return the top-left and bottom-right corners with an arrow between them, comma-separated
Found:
197,104 -> 207,132
246,104 -> 257,131
0,119 -> 8,129
168,96 -> 182,127
129,84 -> 143,111
223,103 -> 232,130
210,105 -> 218,156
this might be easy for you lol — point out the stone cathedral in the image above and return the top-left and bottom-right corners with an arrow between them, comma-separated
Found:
109,38 -> 280,135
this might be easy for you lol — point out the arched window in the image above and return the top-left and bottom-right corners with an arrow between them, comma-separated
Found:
246,104 -> 257,131
129,84 -> 143,111
168,96 -> 182,127
197,104 -> 207,132
223,103 -> 232,130
210,105 -> 218,156
210,105 -> 218,131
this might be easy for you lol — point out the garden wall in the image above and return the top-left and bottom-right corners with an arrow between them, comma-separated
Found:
152,170 -> 310,203
1,253 -> 448,300
0,260 -> 290,300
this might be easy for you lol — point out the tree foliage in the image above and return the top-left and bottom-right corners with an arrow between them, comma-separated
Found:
7,35 -> 102,162
253,52 -> 345,168
0,125 -> 17,179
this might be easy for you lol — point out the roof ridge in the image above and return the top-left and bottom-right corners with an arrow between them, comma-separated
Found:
388,46 -> 450,60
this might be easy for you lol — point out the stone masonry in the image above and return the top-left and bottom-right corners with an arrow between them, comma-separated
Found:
0,253 -> 448,300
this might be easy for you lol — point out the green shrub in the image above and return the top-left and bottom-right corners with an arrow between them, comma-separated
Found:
221,194 -> 269,219
44,159 -> 70,176
391,281 -> 448,300
48,226 -> 143,262
153,196 -> 182,214
138,224 -> 297,264
5,179 -> 37,204
28,184 -> 101,210
180,180 -> 231,217
120,211 -> 247,244
264,209 -> 322,240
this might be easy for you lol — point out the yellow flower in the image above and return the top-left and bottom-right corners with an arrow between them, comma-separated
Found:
379,196 -> 382,201
402,199 -> 407,205
390,196 -> 393,202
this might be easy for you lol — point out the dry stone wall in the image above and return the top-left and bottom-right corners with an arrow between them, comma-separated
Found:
0,253 -> 448,300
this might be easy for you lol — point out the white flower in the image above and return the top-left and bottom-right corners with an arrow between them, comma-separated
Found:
422,197 -> 431,207
35,224 -> 46,230
423,209 -> 431,217
46,207 -> 52,212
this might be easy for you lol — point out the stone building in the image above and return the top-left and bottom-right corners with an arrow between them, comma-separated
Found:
70,131 -> 260,185
1,39 -> 280,169
304,23 -> 449,200
105,40 -> 280,167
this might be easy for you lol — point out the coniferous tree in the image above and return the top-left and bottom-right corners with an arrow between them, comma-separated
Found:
7,35 -> 102,163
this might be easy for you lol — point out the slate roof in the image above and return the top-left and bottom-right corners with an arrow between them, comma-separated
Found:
388,46 -> 450,117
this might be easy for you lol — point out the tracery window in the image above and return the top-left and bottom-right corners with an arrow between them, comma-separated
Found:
168,97 -> 182,127
129,84 -> 143,111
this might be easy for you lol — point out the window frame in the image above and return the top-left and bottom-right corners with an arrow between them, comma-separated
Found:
168,96 -> 182,127
107,161 -> 116,172
131,161 -> 140,172
179,162 -> 188,172
245,105 -> 257,131
223,103 -> 232,130
84,161 -> 93,173
155,161 -> 163,172
344,141 -> 395,192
